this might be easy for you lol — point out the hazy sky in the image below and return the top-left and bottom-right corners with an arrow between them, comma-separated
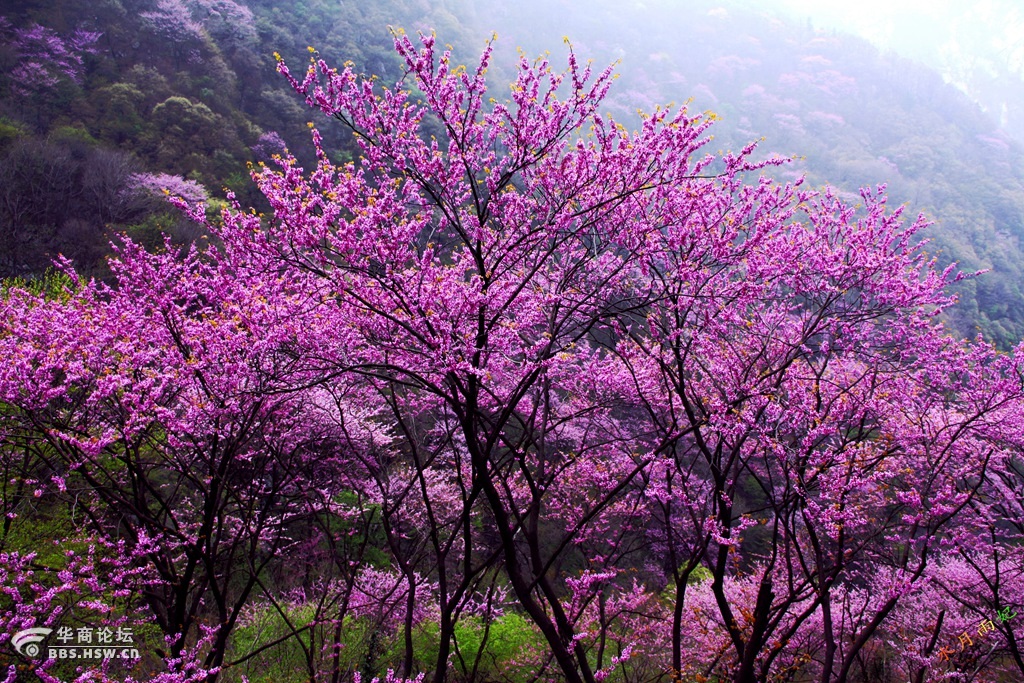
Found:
763,0 -> 1024,87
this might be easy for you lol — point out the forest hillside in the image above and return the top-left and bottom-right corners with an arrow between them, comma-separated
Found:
2,0 -> 1024,344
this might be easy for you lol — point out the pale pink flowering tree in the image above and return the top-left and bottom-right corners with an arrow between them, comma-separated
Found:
139,0 -> 255,53
190,0 -> 256,53
130,172 -> 209,204
139,0 -> 203,45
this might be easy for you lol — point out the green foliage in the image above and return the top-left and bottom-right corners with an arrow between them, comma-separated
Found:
0,484 -> 76,565
93,82 -> 147,143
152,97 -> 218,150
120,210 -> 206,252
225,601 -> 320,683
686,565 -> 713,585
224,604 -> 548,683
49,123 -> 98,147
1,268 -> 79,300
412,613 -> 545,682
0,117 -> 25,149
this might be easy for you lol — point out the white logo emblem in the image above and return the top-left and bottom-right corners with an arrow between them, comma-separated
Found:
12,628 -> 53,657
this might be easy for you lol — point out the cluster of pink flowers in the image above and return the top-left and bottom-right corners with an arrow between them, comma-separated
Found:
129,172 -> 209,204
0,17 -> 100,96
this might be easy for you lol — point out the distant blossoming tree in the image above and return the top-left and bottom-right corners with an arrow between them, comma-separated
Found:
139,0 -> 203,44
139,0 -> 255,52
0,17 -> 100,98
130,172 -> 209,204
250,131 -> 287,162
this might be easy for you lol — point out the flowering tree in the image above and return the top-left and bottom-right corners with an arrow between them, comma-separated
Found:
250,131 -> 287,163
0,241 -> 389,680
139,0 -> 255,54
190,0 -> 256,54
139,0 -> 203,45
130,173 -> 209,204
253,32 -> 1022,683
1,29 -> 1023,683
0,17 -> 101,129
610,179 -> 1024,682
0,18 -> 101,98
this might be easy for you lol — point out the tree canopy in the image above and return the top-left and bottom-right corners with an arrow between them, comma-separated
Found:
1,31 -> 1023,683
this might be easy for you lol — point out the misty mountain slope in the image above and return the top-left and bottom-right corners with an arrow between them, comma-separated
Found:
1,0 -> 1023,345
460,0 -> 1024,346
